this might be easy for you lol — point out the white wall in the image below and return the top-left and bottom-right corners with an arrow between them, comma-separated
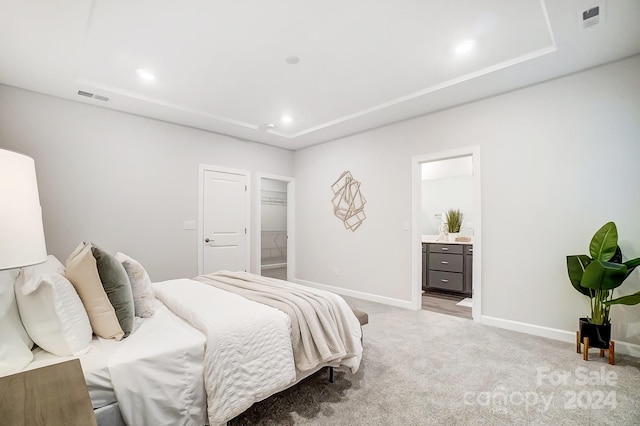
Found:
0,85 -> 294,281
421,175 -> 474,235
421,156 -> 472,180
421,156 -> 474,235
293,55 -> 640,345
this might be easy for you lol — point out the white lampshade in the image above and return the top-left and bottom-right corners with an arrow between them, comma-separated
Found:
0,149 -> 47,270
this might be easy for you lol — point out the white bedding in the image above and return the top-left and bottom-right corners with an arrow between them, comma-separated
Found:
198,271 -> 363,373
30,337 -> 116,409
103,301 -> 207,426
26,300 -> 207,426
153,278 -> 296,426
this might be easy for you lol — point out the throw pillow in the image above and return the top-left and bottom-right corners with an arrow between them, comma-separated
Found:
65,242 -> 124,340
115,252 -> 156,318
91,245 -> 134,337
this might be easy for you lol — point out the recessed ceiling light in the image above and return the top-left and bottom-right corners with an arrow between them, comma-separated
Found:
454,40 -> 475,55
137,69 -> 156,81
281,115 -> 293,124
285,56 -> 300,65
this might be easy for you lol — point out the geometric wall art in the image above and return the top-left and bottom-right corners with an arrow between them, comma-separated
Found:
331,171 -> 367,232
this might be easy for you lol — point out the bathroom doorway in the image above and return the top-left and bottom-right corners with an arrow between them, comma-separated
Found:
411,147 -> 481,321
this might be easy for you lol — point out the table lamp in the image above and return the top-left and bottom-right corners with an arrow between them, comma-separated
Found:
0,149 -> 47,270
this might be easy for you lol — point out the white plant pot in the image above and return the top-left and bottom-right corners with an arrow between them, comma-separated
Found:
448,232 -> 459,242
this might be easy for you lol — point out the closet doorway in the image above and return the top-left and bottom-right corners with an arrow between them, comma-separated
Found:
256,174 -> 295,281
411,147 -> 481,322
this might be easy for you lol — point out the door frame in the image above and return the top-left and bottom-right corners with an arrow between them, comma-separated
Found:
198,164 -> 251,276
254,173 -> 295,281
411,146 -> 482,322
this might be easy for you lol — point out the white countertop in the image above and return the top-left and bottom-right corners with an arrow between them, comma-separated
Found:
422,234 -> 473,245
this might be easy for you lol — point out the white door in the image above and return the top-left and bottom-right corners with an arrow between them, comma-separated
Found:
202,170 -> 248,274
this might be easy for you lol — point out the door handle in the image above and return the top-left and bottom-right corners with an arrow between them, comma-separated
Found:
205,238 -> 214,243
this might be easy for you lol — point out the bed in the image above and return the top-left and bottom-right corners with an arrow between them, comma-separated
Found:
1,249 -> 363,426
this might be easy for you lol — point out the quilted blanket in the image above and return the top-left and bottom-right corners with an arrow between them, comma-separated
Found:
195,271 -> 362,374
153,279 -> 296,425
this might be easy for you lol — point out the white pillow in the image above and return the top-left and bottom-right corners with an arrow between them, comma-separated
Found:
115,252 -> 155,318
15,255 -> 92,356
0,269 -> 34,376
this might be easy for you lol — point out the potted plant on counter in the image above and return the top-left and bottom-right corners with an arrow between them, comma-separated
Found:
445,209 -> 463,242
566,222 -> 640,358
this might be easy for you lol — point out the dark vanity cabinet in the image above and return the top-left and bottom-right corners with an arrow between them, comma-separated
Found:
463,244 -> 473,295
422,243 -> 427,290
423,242 -> 472,295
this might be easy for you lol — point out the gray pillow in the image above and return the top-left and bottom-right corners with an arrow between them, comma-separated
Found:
91,245 -> 134,337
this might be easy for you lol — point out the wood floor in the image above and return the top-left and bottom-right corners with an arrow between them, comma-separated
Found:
422,291 -> 472,320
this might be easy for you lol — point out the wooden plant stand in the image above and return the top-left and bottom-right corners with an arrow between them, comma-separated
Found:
576,331 -> 615,365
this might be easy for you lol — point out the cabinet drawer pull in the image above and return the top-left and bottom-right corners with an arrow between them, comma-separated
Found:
441,261 -> 449,264
441,279 -> 449,283
441,247 -> 449,251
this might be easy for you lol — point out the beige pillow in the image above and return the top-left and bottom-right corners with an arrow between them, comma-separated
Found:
65,242 -> 124,340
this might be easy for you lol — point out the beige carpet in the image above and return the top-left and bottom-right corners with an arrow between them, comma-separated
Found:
230,297 -> 640,425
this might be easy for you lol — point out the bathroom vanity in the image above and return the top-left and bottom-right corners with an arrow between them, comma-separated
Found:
422,239 -> 472,295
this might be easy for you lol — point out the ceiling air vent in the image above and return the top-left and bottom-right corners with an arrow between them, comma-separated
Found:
581,5 -> 603,29
77,90 -> 109,102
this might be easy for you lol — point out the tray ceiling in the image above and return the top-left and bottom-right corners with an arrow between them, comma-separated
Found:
1,0 -> 639,149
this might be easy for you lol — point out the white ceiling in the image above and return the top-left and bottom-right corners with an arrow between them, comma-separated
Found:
1,0 -> 639,150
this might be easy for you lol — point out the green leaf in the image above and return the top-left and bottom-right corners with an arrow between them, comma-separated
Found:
581,260 -> 628,290
589,222 -> 618,262
567,255 -> 591,296
624,258 -> 640,279
605,291 -> 640,306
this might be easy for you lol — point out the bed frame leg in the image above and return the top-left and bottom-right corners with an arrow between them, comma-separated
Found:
328,367 -> 334,383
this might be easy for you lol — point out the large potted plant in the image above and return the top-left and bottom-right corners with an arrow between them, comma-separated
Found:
566,222 -> 640,349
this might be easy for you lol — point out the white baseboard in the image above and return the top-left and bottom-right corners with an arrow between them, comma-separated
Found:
293,278 -> 415,310
482,315 -> 640,358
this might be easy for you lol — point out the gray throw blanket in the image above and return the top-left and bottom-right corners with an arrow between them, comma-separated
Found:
195,271 -> 362,373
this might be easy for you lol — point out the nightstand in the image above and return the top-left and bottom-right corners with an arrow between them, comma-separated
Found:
0,358 -> 97,426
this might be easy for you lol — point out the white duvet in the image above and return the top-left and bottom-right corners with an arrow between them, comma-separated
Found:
27,301 -> 208,426
104,301 -> 207,426
153,278 -> 296,426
